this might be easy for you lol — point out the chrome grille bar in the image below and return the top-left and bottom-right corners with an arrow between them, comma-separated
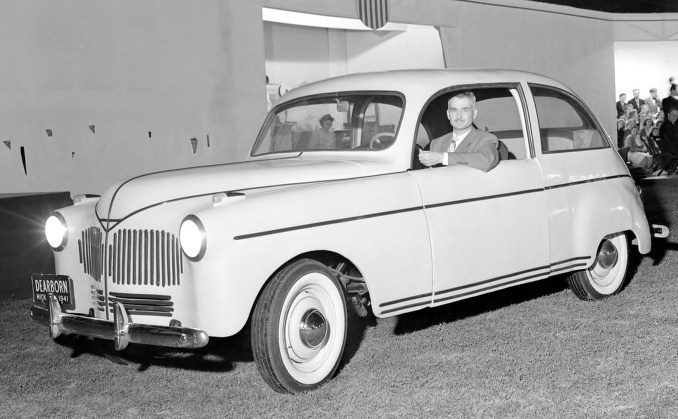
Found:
78,227 -> 104,282
78,227 -> 183,287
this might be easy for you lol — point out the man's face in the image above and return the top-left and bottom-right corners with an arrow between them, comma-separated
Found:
651,91 -> 658,99
447,96 -> 476,131
633,89 -> 640,99
669,111 -> 678,124
321,119 -> 333,130
620,94 -> 626,102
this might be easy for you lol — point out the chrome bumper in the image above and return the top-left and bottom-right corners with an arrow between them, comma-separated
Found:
31,294 -> 209,351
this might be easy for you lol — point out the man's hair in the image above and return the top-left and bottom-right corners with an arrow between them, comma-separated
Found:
448,91 -> 476,107
633,88 -> 640,93
650,88 -> 657,93
619,93 -> 626,98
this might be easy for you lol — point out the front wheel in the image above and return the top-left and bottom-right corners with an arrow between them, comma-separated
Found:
567,232 -> 629,300
251,259 -> 347,394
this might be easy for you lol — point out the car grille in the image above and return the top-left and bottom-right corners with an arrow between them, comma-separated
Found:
92,287 -> 174,317
79,227 -> 105,281
78,227 -> 184,287
108,292 -> 174,317
90,288 -> 173,317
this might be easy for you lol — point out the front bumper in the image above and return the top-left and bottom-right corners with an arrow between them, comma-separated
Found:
31,294 -> 209,351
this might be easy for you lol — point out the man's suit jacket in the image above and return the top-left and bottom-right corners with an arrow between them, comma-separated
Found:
645,96 -> 662,115
662,96 -> 678,114
616,101 -> 626,118
429,127 -> 499,172
629,98 -> 645,113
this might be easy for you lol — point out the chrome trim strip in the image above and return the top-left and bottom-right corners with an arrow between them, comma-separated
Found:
544,175 -> 628,190
233,205 -> 423,240
233,176 -> 630,241
378,256 -> 592,313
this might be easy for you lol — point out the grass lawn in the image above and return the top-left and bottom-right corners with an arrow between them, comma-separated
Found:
1,177 -> 677,418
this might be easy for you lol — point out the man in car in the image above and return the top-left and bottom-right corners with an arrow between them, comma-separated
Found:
418,91 -> 499,172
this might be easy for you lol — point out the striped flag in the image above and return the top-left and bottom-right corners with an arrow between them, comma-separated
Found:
358,0 -> 389,30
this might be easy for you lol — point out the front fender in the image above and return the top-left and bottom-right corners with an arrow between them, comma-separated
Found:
183,173 -> 431,336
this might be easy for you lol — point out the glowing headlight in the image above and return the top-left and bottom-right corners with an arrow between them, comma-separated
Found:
45,212 -> 68,251
180,215 -> 206,261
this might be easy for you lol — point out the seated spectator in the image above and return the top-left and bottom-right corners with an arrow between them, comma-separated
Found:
625,126 -> 653,169
639,118 -> 654,145
616,119 -> 626,148
623,119 -> 637,142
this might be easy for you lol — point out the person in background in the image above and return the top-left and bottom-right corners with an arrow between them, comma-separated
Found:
309,114 -> 336,149
616,93 -> 627,118
629,88 -> 645,113
662,82 -> 678,116
616,119 -> 626,148
640,118 -> 654,145
625,126 -> 652,169
645,88 -> 662,118
658,108 -> 678,175
265,75 -> 273,112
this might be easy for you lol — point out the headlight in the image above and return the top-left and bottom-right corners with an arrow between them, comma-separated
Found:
180,215 -> 206,261
45,212 -> 68,251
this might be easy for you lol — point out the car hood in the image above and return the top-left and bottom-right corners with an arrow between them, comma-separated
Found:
97,156 -> 389,220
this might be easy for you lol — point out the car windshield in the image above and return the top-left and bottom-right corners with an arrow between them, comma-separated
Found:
251,93 -> 404,156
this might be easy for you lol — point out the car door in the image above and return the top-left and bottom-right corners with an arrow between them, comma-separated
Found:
525,83 -> 629,268
409,84 -> 551,306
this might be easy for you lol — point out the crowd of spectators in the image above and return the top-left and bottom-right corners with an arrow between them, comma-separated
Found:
616,82 -> 678,176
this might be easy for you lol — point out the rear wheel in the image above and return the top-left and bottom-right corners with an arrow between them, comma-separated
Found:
252,259 -> 347,393
567,232 -> 629,300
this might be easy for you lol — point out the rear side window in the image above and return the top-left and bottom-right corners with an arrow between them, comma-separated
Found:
530,85 -> 609,153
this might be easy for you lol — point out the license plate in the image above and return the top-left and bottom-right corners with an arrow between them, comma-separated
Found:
31,274 -> 75,310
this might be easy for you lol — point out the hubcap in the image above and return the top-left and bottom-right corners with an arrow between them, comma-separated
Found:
299,309 -> 329,349
597,239 -> 618,269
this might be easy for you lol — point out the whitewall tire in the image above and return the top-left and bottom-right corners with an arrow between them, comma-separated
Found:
567,232 -> 629,300
252,259 -> 347,393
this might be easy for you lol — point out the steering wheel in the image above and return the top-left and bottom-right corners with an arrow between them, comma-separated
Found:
369,133 -> 396,150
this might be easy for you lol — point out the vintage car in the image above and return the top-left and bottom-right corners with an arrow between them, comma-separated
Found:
31,69 -> 668,394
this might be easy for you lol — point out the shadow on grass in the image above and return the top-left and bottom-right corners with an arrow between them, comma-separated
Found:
56,327 -> 255,373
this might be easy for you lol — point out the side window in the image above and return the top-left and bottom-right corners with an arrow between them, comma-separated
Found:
530,85 -> 609,153
418,86 -> 528,163
252,94 -> 403,155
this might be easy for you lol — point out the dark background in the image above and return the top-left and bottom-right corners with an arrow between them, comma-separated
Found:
529,0 -> 678,13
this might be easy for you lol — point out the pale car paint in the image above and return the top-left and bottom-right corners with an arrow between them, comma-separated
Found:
45,69 -> 652,339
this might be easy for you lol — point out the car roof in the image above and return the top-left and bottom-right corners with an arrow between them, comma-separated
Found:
279,69 -> 572,103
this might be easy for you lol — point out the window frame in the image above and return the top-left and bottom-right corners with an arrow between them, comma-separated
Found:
528,83 -> 612,155
412,82 -> 534,167
250,90 -> 406,157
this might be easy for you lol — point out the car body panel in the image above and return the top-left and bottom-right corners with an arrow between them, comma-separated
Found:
35,69 -> 653,343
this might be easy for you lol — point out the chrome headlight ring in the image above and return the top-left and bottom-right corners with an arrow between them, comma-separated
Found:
180,215 -> 207,262
45,212 -> 68,252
